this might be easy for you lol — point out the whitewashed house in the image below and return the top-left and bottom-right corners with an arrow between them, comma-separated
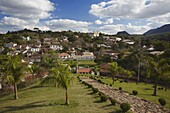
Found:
5,42 -> 17,49
50,44 -> 63,51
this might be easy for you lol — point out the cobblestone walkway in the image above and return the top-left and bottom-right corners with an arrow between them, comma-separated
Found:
81,77 -> 170,113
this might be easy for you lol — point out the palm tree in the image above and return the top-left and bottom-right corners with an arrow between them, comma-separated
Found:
108,62 -> 119,84
56,65 -> 73,105
41,62 -> 73,105
141,56 -> 152,84
147,57 -> 170,96
123,69 -> 134,83
0,55 -> 29,99
158,58 -> 170,91
30,64 -> 40,79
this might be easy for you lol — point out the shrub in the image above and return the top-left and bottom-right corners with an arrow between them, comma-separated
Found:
119,87 -> 122,90
158,98 -> 166,106
120,80 -> 123,83
124,80 -> 128,83
98,79 -> 102,83
158,87 -> 164,90
92,88 -> 98,93
88,84 -> 92,88
89,76 -> 92,79
110,98 -> 117,105
98,92 -> 103,96
100,94 -> 108,102
132,90 -> 138,95
120,103 -> 131,112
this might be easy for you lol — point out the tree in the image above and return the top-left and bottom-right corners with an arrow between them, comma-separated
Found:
30,64 -> 40,79
141,56 -> 152,84
123,69 -> 133,83
147,57 -> 170,96
56,65 -> 73,105
159,58 -> 170,91
130,47 -> 146,84
41,62 -> 73,105
109,62 -> 119,84
0,55 -> 29,99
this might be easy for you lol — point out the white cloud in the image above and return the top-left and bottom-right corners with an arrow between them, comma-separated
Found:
89,0 -> 145,19
2,17 -> 28,26
134,0 -> 170,19
0,0 -> 55,33
0,16 -> 41,32
45,19 -> 91,32
97,24 -> 150,34
95,20 -> 102,25
95,18 -> 113,25
0,0 -> 54,20
106,18 -> 113,24
89,0 -> 170,19
146,13 -> 170,28
89,0 -> 170,34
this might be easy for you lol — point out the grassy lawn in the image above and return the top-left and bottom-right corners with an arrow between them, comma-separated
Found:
78,60 -> 96,65
0,79 -> 124,113
64,60 -> 96,66
99,77 -> 170,109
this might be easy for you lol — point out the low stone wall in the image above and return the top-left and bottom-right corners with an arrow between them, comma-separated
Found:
80,76 -> 170,113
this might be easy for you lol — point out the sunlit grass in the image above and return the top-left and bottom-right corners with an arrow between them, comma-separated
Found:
0,79 -> 125,113
100,77 -> 170,109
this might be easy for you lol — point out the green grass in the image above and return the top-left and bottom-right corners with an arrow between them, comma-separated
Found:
78,60 -> 96,65
0,79 -> 128,113
99,77 -> 170,109
64,60 -> 96,66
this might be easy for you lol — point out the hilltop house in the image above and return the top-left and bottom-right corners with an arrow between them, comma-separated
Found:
77,68 -> 93,74
123,39 -> 135,45
50,43 -> 63,51
5,42 -> 17,49
59,52 -> 71,60
88,31 -> 100,38
72,51 -> 96,60
150,51 -> 164,55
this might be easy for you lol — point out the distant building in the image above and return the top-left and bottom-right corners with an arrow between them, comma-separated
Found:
5,42 -> 17,49
116,37 -> 121,41
89,31 -> 100,38
150,51 -> 164,55
72,51 -> 96,60
123,39 -> 135,45
34,28 -> 40,32
50,44 -> 63,51
77,68 -> 92,74
59,53 -> 71,59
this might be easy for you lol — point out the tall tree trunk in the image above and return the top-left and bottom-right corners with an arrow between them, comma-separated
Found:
65,89 -> 69,105
165,82 -> 167,92
153,82 -> 157,96
14,83 -> 18,100
112,76 -> 115,84
145,77 -> 148,85
137,59 -> 140,84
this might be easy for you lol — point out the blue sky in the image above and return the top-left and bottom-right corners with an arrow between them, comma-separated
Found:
0,0 -> 170,34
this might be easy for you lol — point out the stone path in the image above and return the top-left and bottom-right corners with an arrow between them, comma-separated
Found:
81,77 -> 170,113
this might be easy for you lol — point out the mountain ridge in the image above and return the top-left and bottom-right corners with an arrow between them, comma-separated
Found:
144,24 -> 170,35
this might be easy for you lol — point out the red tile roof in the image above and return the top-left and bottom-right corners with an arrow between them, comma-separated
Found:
59,53 -> 70,57
78,68 -> 91,73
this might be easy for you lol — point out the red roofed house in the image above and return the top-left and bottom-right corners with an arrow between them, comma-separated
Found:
59,52 -> 71,60
78,68 -> 93,74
